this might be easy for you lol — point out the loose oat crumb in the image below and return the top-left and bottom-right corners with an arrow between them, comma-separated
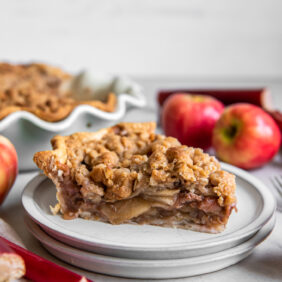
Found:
50,203 -> 60,215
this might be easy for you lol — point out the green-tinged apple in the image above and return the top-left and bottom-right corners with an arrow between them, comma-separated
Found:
162,93 -> 224,149
212,103 -> 281,169
0,136 -> 18,204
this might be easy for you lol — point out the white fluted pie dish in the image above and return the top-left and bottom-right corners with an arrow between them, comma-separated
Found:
0,71 -> 146,170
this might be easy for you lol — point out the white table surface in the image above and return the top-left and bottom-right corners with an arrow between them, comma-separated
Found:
1,79 -> 282,282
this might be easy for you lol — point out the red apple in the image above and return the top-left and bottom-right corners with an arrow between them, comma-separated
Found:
161,93 -> 224,149
212,103 -> 281,169
0,136 -> 18,204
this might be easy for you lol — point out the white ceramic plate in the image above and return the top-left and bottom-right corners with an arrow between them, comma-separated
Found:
0,71 -> 146,171
22,163 -> 276,259
25,215 -> 275,279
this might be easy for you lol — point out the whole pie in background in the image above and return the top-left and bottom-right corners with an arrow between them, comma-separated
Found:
0,63 -> 116,122
33,122 -> 237,233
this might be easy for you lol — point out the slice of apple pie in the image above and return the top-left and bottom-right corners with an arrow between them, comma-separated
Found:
34,122 -> 236,233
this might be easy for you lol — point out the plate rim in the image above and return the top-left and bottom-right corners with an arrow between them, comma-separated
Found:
22,162 -> 276,252
25,214 -> 275,266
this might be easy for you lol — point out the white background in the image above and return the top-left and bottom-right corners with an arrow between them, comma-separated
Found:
0,0 -> 281,80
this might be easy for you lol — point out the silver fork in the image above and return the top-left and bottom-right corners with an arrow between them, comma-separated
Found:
271,175 -> 282,212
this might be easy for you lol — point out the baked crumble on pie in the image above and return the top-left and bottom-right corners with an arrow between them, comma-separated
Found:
0,63 -> 116,122
34,122 -> 236,233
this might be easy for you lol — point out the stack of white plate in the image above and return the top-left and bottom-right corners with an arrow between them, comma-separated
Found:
22,163 -> 276,279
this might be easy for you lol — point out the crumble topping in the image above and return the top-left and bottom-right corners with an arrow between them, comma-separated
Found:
75,124 -> 233,205
0,63 -> 116,122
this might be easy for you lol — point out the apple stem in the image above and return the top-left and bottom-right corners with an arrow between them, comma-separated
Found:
223,124 -> 238,139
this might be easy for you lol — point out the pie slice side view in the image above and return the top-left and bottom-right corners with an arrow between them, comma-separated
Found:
33,122 -> 236,233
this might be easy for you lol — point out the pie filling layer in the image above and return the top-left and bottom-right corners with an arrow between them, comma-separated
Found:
34,122 -> 237,233
52,173 -> 234,233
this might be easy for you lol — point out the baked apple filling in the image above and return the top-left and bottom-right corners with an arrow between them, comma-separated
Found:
34,122 -> 236,233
